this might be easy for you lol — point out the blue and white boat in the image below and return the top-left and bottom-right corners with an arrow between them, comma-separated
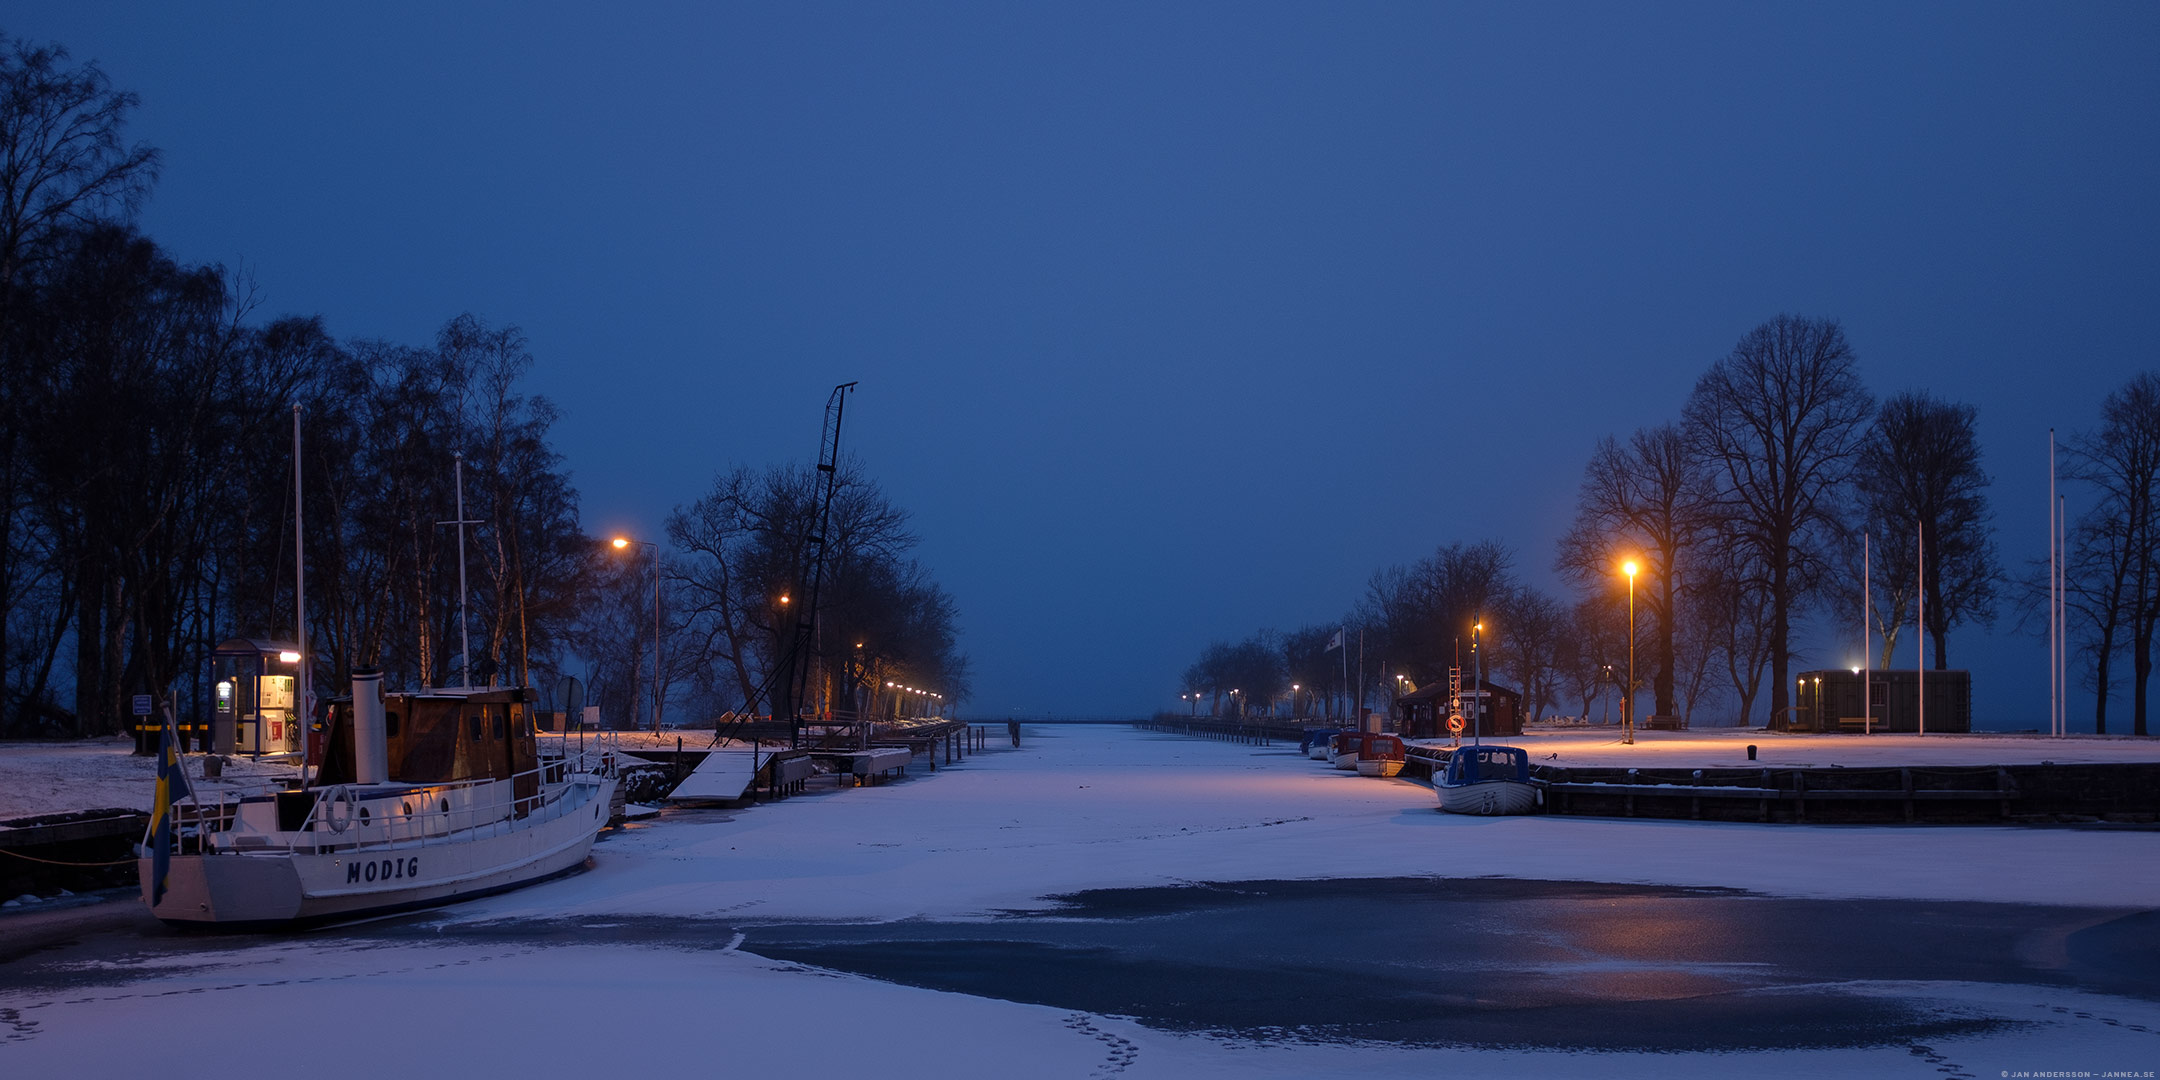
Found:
1301,729 -> 1342,761
1435,744 -> 1541,815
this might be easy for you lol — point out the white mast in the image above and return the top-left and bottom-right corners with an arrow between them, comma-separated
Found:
2050,430 -> 2058,738
1918,519 -> 1925,737
292,405 -> 310,774
1863,529 -> 1870,735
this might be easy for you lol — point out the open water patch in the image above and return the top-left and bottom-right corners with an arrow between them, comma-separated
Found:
728,877 -> 2151,1052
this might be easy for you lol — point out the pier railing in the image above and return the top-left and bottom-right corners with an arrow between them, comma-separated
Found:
1132,717 -> 1306,746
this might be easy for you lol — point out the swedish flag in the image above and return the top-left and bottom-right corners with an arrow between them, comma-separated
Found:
149,704 -> 192,906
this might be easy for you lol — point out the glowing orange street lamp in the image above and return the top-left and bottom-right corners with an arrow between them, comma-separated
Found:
612,535 -> 662,732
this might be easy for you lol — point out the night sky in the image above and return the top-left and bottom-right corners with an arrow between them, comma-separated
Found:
12,3 -> 2156,723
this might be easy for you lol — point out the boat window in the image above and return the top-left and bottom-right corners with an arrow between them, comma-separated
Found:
468,714 -> 482,740
493,711 -> 505,739
384,710 -> 400,738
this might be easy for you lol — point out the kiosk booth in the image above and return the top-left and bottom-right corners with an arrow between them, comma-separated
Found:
207,638 -> 308,757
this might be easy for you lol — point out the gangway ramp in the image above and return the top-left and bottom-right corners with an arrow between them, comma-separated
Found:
663,747 -> 761,803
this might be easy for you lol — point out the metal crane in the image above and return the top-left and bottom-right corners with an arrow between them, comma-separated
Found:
706,381 -> 858,753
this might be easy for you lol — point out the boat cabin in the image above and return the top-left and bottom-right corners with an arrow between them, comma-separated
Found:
1355,733 -> 1405,761
1443,744 -> 1531,786
316,686 -> 542,811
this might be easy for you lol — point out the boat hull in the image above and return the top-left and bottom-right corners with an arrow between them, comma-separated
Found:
1437,778 -> 1538,815
141,776 -> 614,926
1355,758 -> 1403,778
1330,751 -> 1360,771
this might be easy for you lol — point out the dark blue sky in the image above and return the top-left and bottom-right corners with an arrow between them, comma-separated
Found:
13,3 -> 2157,722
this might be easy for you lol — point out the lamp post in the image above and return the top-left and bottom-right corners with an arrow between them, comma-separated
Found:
1471,620 -> 1483,745
1621,561 -> 1639,745
611,536 -> 662,732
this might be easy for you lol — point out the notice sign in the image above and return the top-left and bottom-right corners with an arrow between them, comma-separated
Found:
133,694 -> 153,716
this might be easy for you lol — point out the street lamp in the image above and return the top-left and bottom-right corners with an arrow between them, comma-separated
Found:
1472,621 -> 1484,743
612,536 -> 662,733
1621,560 -> 1639,745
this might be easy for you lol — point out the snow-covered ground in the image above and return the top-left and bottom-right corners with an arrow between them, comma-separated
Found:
0,738 -> 298,821
470,724 -> 2160,921
3,724 -> 2156,1078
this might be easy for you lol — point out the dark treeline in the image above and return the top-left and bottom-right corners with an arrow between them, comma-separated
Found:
0,34 -> 967,737
658,462 -> 968,726
1190,314 -> 2156,736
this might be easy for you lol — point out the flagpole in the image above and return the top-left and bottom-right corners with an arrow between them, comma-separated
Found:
292,405 -> 310,779
2050,429 -> 2058,738
1863,529 -> 1870,736
1918,519 -> 1925,737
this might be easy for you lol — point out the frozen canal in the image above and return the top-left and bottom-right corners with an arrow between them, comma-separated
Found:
4,724 -> 2158,1078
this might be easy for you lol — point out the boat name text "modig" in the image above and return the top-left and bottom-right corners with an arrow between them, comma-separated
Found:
348,857 -> 420,884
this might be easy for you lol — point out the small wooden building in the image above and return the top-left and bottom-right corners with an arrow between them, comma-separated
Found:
1786,668 -> 1972,733
206,638 -> 308,757
1396,679 -> 1522,739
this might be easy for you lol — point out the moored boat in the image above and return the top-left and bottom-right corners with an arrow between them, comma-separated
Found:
1301,728 -> 1342,761
140,671 -> 616,926
1435,744 -> 1540,815
1329,731 -> 1362,771
1354,734 -> 1406,778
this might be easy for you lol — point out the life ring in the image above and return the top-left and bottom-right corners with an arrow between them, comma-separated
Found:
1447,714 -> 1465,735
322,785 -> 355,833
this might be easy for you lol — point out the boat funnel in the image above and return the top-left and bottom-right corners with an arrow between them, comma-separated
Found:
352,669 -> 387,784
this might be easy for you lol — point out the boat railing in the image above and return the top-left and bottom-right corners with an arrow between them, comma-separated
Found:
160,756 -> 609,858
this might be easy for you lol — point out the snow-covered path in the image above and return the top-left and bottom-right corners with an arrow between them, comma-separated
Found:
3,724 -> 2155,1079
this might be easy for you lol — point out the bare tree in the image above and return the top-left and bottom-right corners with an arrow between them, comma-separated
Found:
1683,315 -> 1874,731
665,461 -> 947,720
1497,586 -> 1568,722
1279,624 -> 1338,720
1557,423 -> 1714,718
0,35 -> 159,730
1563,595 -> 1628,723
1852,392 -> 2000,667
2065,374 -> 2160,736
1692,531 -> 1778,726
1361,540 -> 1516,685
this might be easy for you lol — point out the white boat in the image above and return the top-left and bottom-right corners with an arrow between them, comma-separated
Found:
140,673 -> 616,926
1435,744 -> 1541,815
1328,732 -> 1361,771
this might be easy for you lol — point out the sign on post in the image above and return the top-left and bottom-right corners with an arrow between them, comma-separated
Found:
133,694 -> 154,717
